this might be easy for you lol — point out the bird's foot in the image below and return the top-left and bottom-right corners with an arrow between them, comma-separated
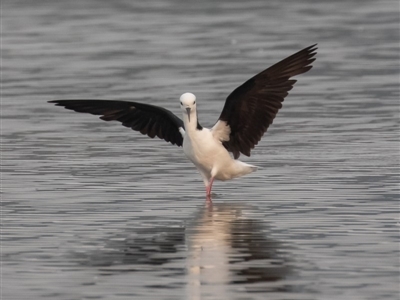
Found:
206,195 -> 213,203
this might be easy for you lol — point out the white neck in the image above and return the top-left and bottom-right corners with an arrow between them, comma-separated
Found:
182,110 -> 198,133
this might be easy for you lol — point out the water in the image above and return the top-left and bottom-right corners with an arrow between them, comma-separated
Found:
2,0 -> 399,299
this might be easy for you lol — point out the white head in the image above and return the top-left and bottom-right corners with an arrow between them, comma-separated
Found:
180,92 -> 197,122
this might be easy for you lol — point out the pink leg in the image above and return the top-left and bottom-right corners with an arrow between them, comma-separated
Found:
206,177 -> 215,197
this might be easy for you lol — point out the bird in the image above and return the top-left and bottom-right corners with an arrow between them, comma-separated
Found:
49,44 -> 317,201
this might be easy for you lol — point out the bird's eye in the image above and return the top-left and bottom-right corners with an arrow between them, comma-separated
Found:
180,102 -> 183,105
193,101 -> 196,104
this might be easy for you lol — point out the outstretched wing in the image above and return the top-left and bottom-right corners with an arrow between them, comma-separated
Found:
49,100 -> 184,146
212,44 -> 317,159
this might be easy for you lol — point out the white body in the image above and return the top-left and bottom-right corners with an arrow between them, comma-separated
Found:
179,93 -> 257,189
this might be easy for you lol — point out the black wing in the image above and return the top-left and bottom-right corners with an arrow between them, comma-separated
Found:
216,44 -> 317,159
48,100 -> 184,146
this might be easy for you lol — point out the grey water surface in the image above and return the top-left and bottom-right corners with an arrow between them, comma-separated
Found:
2,0 -> 399,299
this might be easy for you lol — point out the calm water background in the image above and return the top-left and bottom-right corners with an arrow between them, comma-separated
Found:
2,0 -> 399,299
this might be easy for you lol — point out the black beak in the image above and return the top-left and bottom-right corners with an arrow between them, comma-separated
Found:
186,107 -> 191,122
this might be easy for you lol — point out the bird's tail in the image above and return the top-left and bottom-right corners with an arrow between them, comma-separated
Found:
235,161 -> 258,177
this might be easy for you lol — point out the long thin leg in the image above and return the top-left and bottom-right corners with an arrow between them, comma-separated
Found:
206,177 -> 215,197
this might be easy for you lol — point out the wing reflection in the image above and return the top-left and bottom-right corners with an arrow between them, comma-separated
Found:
74,226 -> 186,269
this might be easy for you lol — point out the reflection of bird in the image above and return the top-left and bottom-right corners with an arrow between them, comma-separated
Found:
186,203 -> 291,297
49,45 -> 317,200
186,204 -> 235,299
